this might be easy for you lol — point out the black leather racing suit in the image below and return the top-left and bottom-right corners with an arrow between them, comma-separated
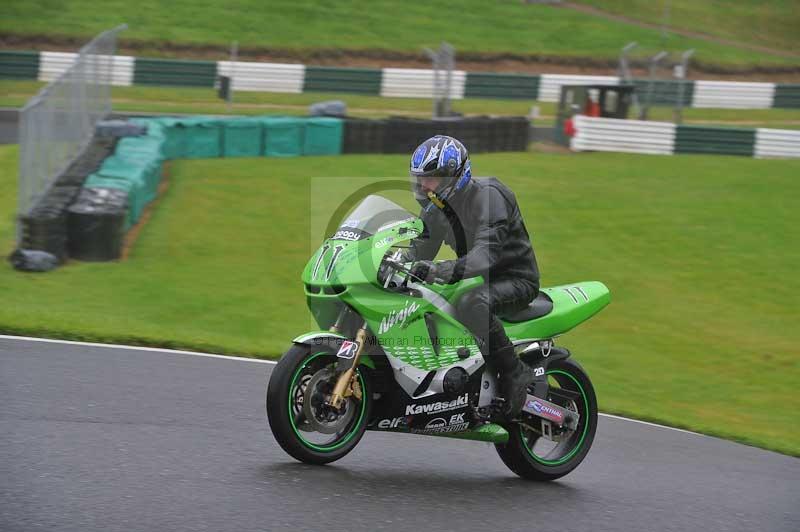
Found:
406,177 -> 540,357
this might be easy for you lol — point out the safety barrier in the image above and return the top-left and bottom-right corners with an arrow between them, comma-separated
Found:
379,68 -> 466,99
755,128 -> 800,158
0,51 -> 39,80
571,115 -> 800,158
133,57 -> 216,87
570,116 -> 675,155
217,61 -> 305,93
692,81 -> 774,109
4,50 -> 800,109
38,51 -> 135,86
56,113 -> 527,261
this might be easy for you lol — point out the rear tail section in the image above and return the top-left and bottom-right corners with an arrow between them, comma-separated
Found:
503,281 -> 610,341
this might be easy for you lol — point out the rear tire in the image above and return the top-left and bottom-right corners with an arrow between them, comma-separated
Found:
267,344 -> 371,465
495,357 -> 597,481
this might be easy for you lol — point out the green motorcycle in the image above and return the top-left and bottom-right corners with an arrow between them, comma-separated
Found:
267,194 -> 610,481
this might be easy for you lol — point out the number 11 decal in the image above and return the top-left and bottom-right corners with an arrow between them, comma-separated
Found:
325,245 -> 344,280
312,244 -> 329,279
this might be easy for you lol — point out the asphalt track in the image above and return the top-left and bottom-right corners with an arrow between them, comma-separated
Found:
1,336 -> 797,532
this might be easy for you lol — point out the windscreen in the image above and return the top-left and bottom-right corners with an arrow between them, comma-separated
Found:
333,195 -> 415,240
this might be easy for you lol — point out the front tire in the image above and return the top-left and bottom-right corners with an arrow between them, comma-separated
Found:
495,357 -> 598,481
267,344 -> 371,465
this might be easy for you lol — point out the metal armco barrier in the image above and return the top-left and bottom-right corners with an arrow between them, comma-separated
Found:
571,115 -> 800,158
674,125 -> 756,156
38,51 -> 134,86
772,85 -> 800,108
4,50 -> 800,109
380,68 -> 466,99
133,57 -> 216,87
0,51 -> 39,80
217,61 -> 305,93
692,81 -> 774,109
464,72 -> 540,99
755,128 -> 800,158
304,66 -> 382,95
570,116 -> 675,155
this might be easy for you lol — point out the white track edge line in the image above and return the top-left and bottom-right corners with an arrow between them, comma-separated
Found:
0,334 -> 277,364
0,334 -> 710,437
599,413 -> 704,436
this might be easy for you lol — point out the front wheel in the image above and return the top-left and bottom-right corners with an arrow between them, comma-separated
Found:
266,344 -> 371,464
495,357 -> 598,481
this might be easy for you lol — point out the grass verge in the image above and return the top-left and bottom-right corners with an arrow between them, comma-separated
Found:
1,144 -> 798,456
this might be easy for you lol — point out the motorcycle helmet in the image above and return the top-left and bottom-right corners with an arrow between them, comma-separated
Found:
409,135 -> 472,208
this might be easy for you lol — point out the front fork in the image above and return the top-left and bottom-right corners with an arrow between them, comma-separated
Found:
327,319 -> 368,410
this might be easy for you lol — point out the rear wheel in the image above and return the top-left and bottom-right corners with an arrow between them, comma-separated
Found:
267,344 -> 371,464
495,357 -> 597,481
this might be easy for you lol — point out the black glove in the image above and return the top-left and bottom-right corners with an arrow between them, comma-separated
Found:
410,260 -> 438,284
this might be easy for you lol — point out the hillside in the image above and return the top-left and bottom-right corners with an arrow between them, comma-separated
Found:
571,0 -> 800,55
2,0 -> 798,71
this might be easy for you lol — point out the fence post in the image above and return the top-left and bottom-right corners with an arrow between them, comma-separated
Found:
674,49 -> 695,124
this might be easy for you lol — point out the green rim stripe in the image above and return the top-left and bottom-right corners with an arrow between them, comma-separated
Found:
523,369 -> 589,466
287,351 -> 367,452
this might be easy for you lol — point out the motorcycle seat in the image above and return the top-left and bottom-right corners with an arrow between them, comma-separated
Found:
500,292 -> 554,323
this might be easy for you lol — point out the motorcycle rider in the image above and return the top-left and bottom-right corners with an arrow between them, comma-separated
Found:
405,135 -> 540,417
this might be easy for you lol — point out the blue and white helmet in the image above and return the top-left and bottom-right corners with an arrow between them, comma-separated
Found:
409,135 -> 472,206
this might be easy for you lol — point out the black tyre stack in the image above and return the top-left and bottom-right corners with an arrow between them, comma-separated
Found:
343,118 -> 388,154
344,115 -> 529,154
17,137 -> 117,263
67,188 -> 128,261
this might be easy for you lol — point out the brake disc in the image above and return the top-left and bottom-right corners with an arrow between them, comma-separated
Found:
301,367 -> 355,434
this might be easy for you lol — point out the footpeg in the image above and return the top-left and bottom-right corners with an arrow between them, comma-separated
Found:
474,397 -> 507,422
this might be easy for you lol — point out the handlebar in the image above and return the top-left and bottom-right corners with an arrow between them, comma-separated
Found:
383,258 -> 445,285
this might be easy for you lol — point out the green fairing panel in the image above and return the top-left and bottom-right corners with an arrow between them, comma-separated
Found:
503,281 -> 611,341
342,284 -> 471,372
301,218 -> 424,288
429,276 -> 484,302
293,330 -> 345,343
301,216 -> 423,331
434,423 -> 509,444
301,203 -> 609,369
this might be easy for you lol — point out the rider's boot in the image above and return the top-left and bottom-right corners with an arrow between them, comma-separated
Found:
494,343 -> 536,418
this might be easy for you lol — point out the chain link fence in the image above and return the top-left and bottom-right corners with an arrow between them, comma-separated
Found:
17,24 -> 126,242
